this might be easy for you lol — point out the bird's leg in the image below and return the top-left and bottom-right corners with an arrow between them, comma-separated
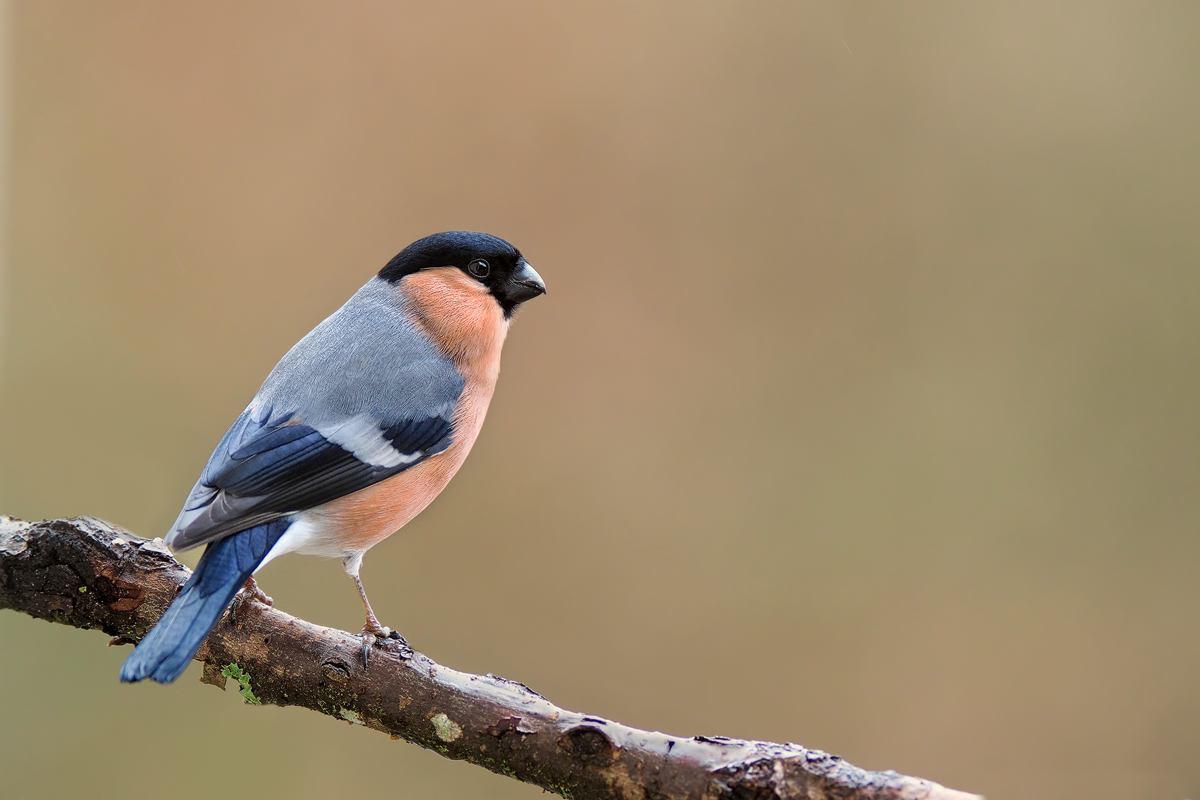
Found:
344,553 -> 406,667
353,575 -> 408,665
229,576 -> 273,624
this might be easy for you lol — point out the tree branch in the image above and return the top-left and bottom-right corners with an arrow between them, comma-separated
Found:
0,515 -> 979,800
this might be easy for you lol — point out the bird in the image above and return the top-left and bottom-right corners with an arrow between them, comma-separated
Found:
120,231 -> 545,684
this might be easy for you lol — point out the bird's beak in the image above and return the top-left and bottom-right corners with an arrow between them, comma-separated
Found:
505,259 -> 547,304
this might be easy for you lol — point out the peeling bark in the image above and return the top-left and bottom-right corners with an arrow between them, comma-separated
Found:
0,515 -> 981,800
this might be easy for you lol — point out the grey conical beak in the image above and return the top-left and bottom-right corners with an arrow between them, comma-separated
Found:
506,259 -> 546,304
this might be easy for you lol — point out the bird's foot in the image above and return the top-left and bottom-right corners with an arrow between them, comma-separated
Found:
359,622 -> 410,667
229,577 -> 274,625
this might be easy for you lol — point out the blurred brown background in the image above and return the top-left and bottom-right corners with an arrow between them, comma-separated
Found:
1,2 -> 1197,799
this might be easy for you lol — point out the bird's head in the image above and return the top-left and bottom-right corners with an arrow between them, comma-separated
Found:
379,231 -> 546,318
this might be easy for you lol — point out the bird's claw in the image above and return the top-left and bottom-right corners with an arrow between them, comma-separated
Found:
360,630 -> 377,668
359,625 -> 411,667
229,577 -> 273,625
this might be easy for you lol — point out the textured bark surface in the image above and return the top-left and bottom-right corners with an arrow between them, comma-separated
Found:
0,515 -> 981,800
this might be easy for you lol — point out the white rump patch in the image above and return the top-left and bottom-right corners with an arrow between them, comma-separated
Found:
257,514 -> 342,569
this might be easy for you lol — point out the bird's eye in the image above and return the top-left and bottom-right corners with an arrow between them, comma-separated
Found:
467,259 -> 490,278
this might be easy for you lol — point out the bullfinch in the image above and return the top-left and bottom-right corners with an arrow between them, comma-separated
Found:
120,231 -> 545,684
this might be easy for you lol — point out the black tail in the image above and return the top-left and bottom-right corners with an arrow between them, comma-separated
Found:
120,519 -> 290,684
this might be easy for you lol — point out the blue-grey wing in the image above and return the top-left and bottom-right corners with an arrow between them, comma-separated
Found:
166,280 -> 464,551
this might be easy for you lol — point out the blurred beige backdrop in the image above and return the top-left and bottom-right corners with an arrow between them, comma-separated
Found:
1,3 -> 1198,799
